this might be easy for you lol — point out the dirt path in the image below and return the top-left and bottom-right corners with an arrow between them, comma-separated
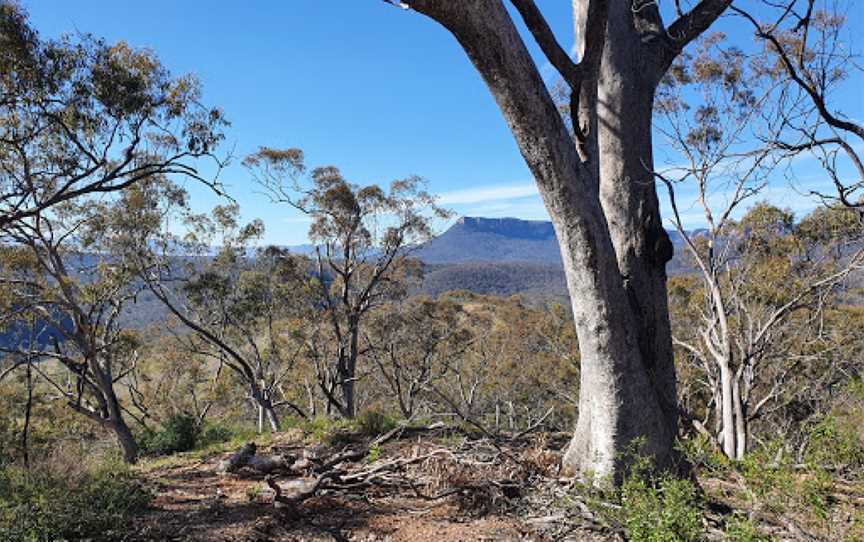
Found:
129,436 -> 558,541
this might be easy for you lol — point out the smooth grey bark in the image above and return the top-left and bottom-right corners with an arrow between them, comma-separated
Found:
253,387 -> 280,433
565,0 -> 679,473
111,417 -> 140,465
397,0 -> 732,481
92,359 -> 140,464
340,323 -> 361,419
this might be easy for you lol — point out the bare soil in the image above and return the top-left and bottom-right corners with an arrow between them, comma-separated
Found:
127,430 -> 863,541
128,431 -> 607,541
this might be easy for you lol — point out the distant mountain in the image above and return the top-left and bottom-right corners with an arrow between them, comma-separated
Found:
415,216 -> 693,270
415,217 -> 562,264
0,218 -> 696,347
284,244 -> 318,256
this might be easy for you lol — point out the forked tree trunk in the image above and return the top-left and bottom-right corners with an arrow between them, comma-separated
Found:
562,0 -> 678,476
400,0 -> 730,482
715,366 -> 749,460
252,386 -> 280,432
266,404 -> 280,433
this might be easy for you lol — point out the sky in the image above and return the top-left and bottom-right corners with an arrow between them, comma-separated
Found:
21,1 -> 864,245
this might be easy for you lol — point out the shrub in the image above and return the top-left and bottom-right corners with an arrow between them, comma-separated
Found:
197,422 -> 236,448
300,416 -> 354,444
356,409 -> 398,437
737,440 -> 834,520
725,513 -> 771,542
805,414 -> 864,471
140,413 -> 200,456
676,435 -> 730,473
618,456 -> 704,542
367,443 -> 381,463
0,461 -> 151,542
245,484 -> 263,502
737,441 -> 795,510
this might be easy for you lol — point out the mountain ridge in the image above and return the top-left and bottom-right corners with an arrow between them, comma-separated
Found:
411,216 -> 693,267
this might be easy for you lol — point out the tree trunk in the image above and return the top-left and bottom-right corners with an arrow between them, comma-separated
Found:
258,402 -> 265,434
111,417 -> 139,464
22,360 -> 33,469
408,0 -> 670,482
556,209 -> 673,480
342,378 -> 356,419
340,324 -> 361,419
265,404 -> 280,433
561,0 -> 678,478
401,0 -> 730,482
733,373 -> 747,460
251,383 -> 280,432
97,365 -> 140,464
720,362 -> 736,458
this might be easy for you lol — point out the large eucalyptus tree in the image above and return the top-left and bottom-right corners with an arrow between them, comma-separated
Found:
384,0 -> 734,481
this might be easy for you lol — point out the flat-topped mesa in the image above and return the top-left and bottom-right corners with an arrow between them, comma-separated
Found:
455,216 -> 556,240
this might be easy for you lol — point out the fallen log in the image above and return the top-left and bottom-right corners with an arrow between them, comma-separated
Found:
219,442 -> 257,473
265,471 -> 344,511
219,442 -> 296,474
247,453 -> 290,474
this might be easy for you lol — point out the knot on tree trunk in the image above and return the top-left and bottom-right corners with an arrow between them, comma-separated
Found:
649,225 -> 674,266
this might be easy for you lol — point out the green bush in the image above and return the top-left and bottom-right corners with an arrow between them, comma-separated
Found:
356,409 -> 398,437
736,441 -> 836,521
197,422 -> 236,448
300,416 -> 353,444
140,413 -> 200,456
805,414 -> 864,471
725,513 -> 770,542
0,461 -> 151,542
618,456 -> 704,542
676,435 -> 730,473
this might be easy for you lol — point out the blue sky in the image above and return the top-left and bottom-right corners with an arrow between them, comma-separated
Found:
23,1 -> 863,245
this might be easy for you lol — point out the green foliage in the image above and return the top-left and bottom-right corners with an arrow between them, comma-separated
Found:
724,513 -> 771,542
356,409 -> 398,437
0,1 -> 225,227
738,442 -> 795,508
300,416 -> 354,445
737,441 -> 836,521
245,484 -> 263,502
139,417 -> 253,457
367,443 -> 381,463
197,422 -> 236,449
617,456 -> 704,542
140,414 -> 200,456
0,461 -> 151,542
806,413 -> 864,471
676,435 -> 730,473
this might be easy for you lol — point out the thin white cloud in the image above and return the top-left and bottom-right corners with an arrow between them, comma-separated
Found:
437,182 -> 538,205
467,199 -> 550,219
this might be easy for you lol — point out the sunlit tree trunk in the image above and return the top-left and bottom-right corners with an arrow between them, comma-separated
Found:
398,0 -> 732,481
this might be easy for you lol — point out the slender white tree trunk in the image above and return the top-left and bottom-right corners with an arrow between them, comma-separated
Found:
720,362 -> 736,458
733,372 -> 747,460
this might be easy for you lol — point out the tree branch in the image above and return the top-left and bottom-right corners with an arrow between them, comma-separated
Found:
662,0 -> 734,67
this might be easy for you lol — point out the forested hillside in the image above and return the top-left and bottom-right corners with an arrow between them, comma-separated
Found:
2,1 -> 863,541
